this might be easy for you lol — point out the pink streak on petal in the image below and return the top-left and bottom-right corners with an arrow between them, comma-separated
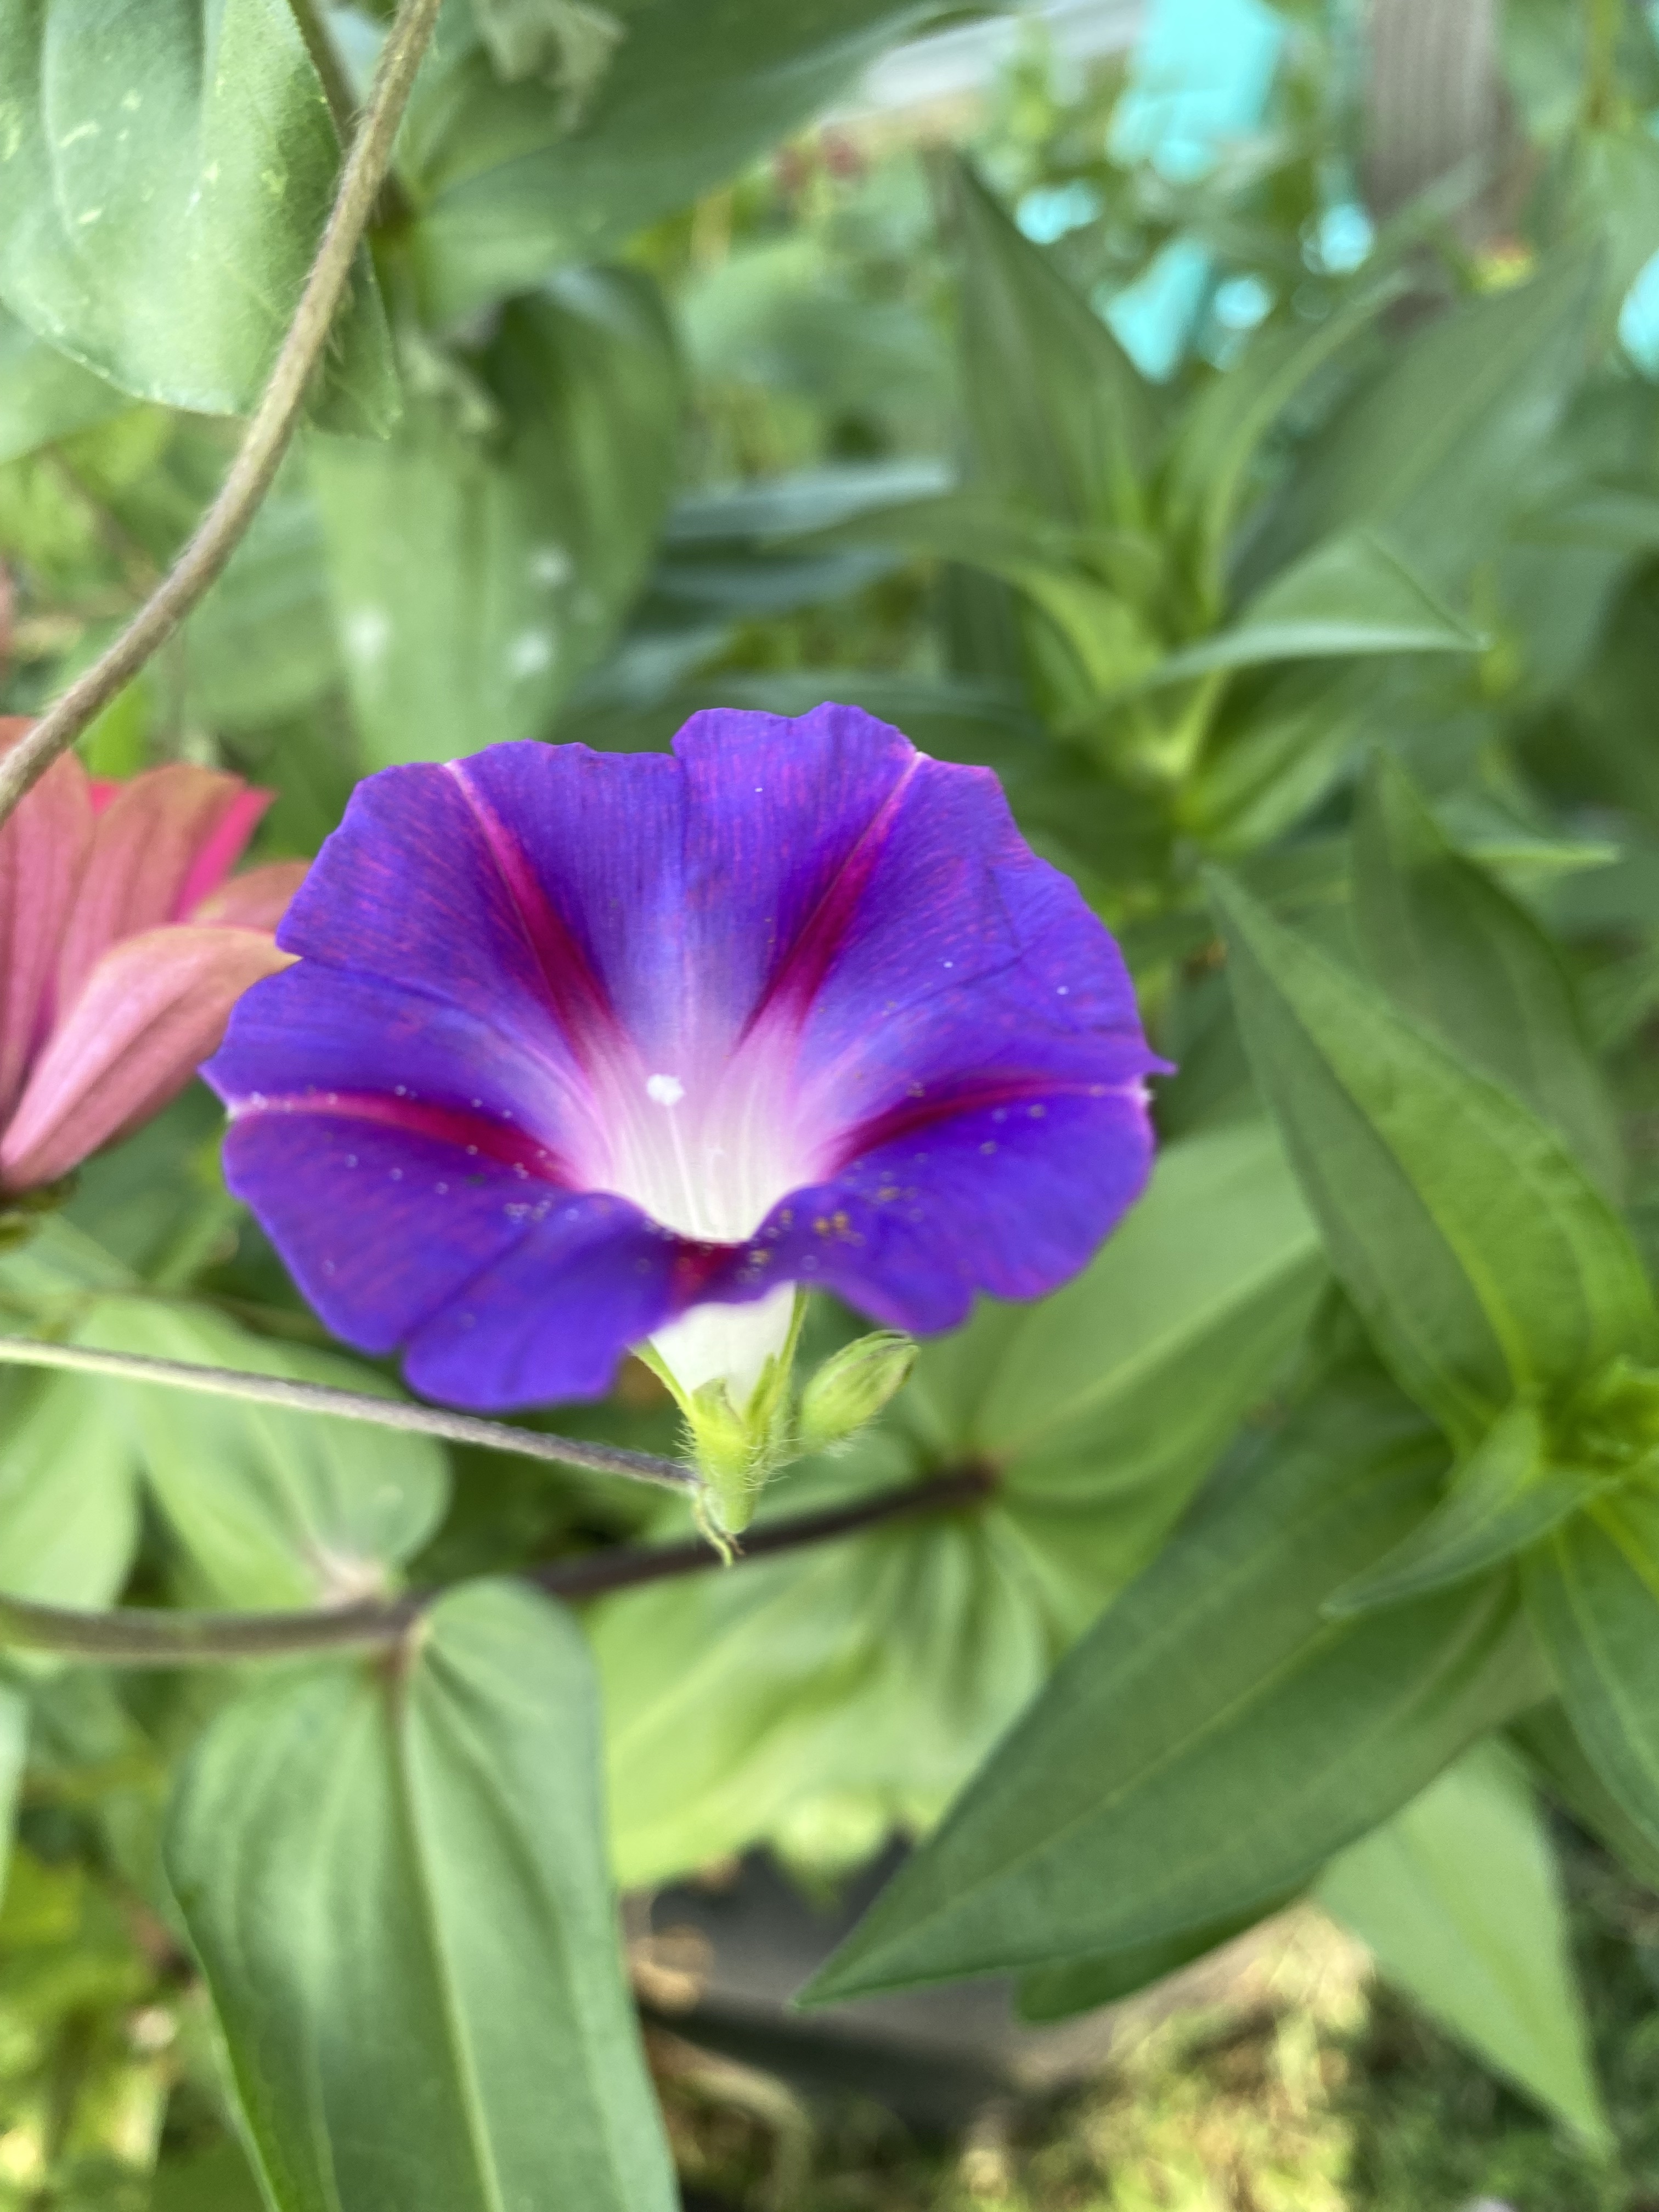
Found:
173,783 -> 273,918
54,766 -> 258,1017
1,925 -> 291,1192
736,746 -> 921,1044
87,781 -> 121,815
444,759 -> 622,1054
227,1089 -> 577,1187
189,857 -> 308,932
825,1070 -> 1147,1173
0,725 -> 92,1122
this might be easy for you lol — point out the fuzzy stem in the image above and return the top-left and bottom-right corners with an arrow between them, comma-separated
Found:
0,1335 -> 701,1495
0,1464 -> 999,1666
0,0 -> 443,828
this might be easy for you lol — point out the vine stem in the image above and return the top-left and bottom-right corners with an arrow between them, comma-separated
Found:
0,1464 -> 998,1666
0,1335 -> 701,1495
0,0 -> 444,829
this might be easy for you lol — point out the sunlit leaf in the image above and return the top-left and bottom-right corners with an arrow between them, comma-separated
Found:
0,0 -> 396,426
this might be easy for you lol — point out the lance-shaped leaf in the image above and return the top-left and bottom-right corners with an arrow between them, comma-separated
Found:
1253,249 -> 1599,590
1353,752 -> 1623,1197
1149,532 -> 1481,686
1326,1400 -> 1596,1617
0,0 -> 395,427
1164,280 -> 1400,605
1525,1494 -> 1659,1852
945,156 -> 1156,533
167,1582 -> 676,2212
800,1371 -> 1528,2004
1209,871 -> 1657,1445
1318,1740 -> 1608,2145
313,271 -> 682,766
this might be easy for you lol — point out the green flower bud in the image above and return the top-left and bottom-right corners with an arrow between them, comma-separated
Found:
797,1331 -> 918,1456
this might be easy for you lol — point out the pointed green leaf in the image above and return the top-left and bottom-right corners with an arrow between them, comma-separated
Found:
0,0 -> 396,427
313,272 -> 682,766
1524,1494 -> 1659,1853
1165,280 -> 1401,601
1257,249 -> 1599,588
1327,1401 -> 1595,1616
800,1372 -> 1528,2004
167,1582 -> 676,2212
1149,532 -> 1481,686
1318,1741 -> 1607,2145
1210,871 -> 1658,1443
1353,752 -> 1623,1195
946,156 -> 1155,532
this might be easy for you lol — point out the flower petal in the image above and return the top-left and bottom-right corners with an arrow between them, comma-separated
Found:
2,925 -> 290,1191
754,1082 -> 1158,1336
0,726 -> 92,1122
54,766 -> 270,1014
217,1104 -> 738,1407
189,857 -> 308,932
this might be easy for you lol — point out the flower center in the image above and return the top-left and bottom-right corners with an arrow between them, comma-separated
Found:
586,1046 -> 817,1246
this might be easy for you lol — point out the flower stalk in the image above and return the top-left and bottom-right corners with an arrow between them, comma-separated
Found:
0,1463 -> 999,1667
0,1335 -> 702,1494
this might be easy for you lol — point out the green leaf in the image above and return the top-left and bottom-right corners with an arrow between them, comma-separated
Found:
0,1369 -> 139,1614
0,0 -> 396,427
1015,1894 -> 1297,2024
800,1370 -> 1528,2002
923,1118 -> 1323,1489
1513,1700 -> 1659,1893
1353,752 -> 1623,1196
407,0 -> 947,322
1524,1493 -> 1659,1853
945,155 -> 1155,532
1326,1400 -> 1594,1616
1210,871 -> 1658,1444
185,477 -> 344,730
596,1449 -> 1063,1891
1255,249 -> 1599,589
76,1299 -> 447,1610
313,272 -> 682,765
167,1581 -> 675,2212
1318,1740 -> 1608,2145
1165,280 -> 1400,605
0,305 -> 127,466
1149,531 -> 1482,686
0,1688 -> 29,1901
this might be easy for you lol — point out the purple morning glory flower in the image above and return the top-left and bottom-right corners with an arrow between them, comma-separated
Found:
206,707 -> 1165,1414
